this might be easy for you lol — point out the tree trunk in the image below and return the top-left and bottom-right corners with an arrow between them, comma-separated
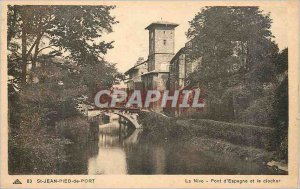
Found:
32,36 -> 41,71
29,34 -> 42,82
21,25 -> 27,86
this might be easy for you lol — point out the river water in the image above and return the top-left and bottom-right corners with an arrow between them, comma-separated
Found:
75,116 -> 284,175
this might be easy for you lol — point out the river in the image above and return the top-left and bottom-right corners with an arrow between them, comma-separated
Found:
61,115 -> 285,175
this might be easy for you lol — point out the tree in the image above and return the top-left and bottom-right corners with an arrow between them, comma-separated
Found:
81,61 -> 118,101
186,7 -> 279,119
8,5 -> 120,129
272,48 -> 288,161
8,5 -> 118,86
274,48 -> 288,75
7,6 -> 120,174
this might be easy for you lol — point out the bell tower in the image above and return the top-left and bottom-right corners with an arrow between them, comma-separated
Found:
141,21 -> 179,112
146,21 -> 178,72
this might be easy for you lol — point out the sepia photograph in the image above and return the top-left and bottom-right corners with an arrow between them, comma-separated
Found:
1,0 -> 299,188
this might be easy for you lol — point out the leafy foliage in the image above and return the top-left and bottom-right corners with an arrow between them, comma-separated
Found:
274,48 -> 288,74
8,5 -> 118,86
8,5 -> 119,174
186,7 -> 288,161
272,48 -> 288,161
186,7 -> 279,104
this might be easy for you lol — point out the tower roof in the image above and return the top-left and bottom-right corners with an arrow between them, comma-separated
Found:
145,21 -> 179,30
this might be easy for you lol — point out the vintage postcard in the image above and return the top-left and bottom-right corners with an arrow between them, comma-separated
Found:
0,0 -> 299,188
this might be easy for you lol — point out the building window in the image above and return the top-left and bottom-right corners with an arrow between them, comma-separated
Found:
163,40 -> 166,45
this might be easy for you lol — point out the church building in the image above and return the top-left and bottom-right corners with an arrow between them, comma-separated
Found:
141,21 -> 178,92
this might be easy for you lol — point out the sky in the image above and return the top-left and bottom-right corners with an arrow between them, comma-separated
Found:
102,3 -> 288,73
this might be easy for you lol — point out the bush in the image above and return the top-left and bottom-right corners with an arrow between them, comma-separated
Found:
189,137 -> 274,163
272,76 -> 288,161
139,111 -> 275,150
8,126 -> 69,174
236,95 -> 275,127
55,116 -> 90,143
139,111 -> 179,142
176,119 -> 275,149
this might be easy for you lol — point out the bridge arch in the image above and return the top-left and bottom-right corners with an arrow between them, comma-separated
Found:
88,107 -> 143,129
114,111 -> 142,129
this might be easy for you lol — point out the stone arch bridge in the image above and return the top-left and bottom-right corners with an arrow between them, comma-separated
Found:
88,107 -> 144,129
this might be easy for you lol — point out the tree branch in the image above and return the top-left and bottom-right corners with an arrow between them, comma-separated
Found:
37,45 -> 57,53
25,38 -> 39,59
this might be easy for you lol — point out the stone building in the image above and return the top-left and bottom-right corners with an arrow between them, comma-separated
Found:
124,57 -> 148,92
124,21 -> 205,113
168,41 -> 202,116
141,21 -> 179,92
168,41 -> 202,92
168,47 -> 185,92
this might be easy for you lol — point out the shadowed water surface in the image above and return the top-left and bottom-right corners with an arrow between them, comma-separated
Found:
84,119 -> 284,175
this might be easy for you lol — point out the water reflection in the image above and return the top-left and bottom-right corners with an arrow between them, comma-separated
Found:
88,148 -> 127,174
88,120 -> 140,174
86,118 -> 284,175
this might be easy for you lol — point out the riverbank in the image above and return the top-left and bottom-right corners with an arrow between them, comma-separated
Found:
8,115 -> 91,174
139,111 -> 287,173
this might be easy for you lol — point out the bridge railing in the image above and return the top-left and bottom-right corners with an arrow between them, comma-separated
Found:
88,114 -> 103,123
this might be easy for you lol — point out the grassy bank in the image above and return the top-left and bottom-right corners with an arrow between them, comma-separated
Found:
188,137 -> 273,163
176,119 -> 274,149
8,115 -> 90,174
139,111 -> 277,164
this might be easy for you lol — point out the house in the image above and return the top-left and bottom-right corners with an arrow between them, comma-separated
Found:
124,21 -> 204,114
124,57 -> 148,92
169,40 -> 202,90
168,41 -> 202,116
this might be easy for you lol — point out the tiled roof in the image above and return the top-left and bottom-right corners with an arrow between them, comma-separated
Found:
145,21 -> 179,30
124,59 -> 148,75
